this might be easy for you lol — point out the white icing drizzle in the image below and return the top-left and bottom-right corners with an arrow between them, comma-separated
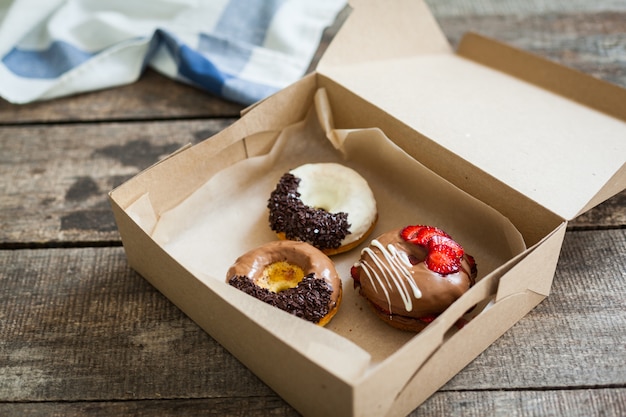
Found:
360,239 -> 422,312
359,259 -> 391,312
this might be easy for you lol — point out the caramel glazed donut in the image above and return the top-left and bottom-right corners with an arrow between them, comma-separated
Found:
227,240 -> 342,326
268,163 -> 377,256
351,225 -> 477,332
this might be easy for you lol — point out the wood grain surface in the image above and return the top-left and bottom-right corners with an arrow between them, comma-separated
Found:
1,1 -> 625,416
0,119 -> 235,245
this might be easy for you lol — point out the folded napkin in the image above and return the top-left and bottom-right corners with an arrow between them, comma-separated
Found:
0,0 -> 347,105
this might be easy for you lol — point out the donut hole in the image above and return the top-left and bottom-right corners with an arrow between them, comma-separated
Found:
305,193 -> 340,213
258,261 -> 305,293
298,178 -> 344,214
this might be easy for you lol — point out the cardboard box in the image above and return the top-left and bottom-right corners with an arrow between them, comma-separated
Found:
109,0 -> 626,415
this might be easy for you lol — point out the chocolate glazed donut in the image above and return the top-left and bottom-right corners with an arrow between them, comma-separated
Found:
351,225 -> 477,332
227,240 -> 342,326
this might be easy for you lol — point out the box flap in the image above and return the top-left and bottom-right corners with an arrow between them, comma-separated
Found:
318,0 -> 626,220
317,0 -> 452,71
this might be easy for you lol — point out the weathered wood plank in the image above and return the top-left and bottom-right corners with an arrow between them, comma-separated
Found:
0,70 -> 244,125
426,0 -> 626,16
413,388 -> 626,417
0,119 -> 235,245
1,230 -> 624,406
0,247 -> 272,402
0,387 -> 622,417
0,397 -> 298,417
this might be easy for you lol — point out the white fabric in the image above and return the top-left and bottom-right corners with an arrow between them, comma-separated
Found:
0,0 -> 347,105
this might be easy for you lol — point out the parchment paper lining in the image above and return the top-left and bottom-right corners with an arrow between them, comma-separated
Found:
141,88 -> 525,362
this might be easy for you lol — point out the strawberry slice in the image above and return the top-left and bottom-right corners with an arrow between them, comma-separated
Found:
350,264 -> 361,282
401,225 -> 450,246
400,225 -> 427,243
426,244 -> 461,275
414,226 -> 450,247
418,314 -> 439,323
428,235 -> 464,258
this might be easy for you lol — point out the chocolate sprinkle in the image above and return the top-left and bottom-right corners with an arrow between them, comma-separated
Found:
267,173 -> 350,250
228,274 -> 334,323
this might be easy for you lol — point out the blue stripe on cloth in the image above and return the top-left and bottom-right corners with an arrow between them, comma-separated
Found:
154,29 -> 229,97
178,43 -> 230,97
2,40 -> 94,79
196,33 -> 251,75
214,0 -> 286,47
155,29 -> 281,104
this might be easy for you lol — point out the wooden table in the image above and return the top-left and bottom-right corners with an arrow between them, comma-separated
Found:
1,1 -> 625,416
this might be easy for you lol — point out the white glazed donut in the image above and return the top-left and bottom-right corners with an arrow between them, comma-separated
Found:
268,163 -> 377,255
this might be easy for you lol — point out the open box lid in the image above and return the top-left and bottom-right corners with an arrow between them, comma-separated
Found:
317,0 -> 626,221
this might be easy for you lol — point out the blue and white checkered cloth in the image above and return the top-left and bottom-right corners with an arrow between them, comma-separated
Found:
0,0 -> 347,105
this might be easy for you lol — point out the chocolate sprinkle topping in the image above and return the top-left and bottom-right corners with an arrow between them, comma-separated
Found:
267,173 -> 350,250
228,274 -> 334,323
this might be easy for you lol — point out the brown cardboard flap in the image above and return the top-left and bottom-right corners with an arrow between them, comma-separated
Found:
318,14 -> 626,221
317,0 -> 451,71
458,32 -> 626,123
579,158 -> 626,218
457,32 -> 626,218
